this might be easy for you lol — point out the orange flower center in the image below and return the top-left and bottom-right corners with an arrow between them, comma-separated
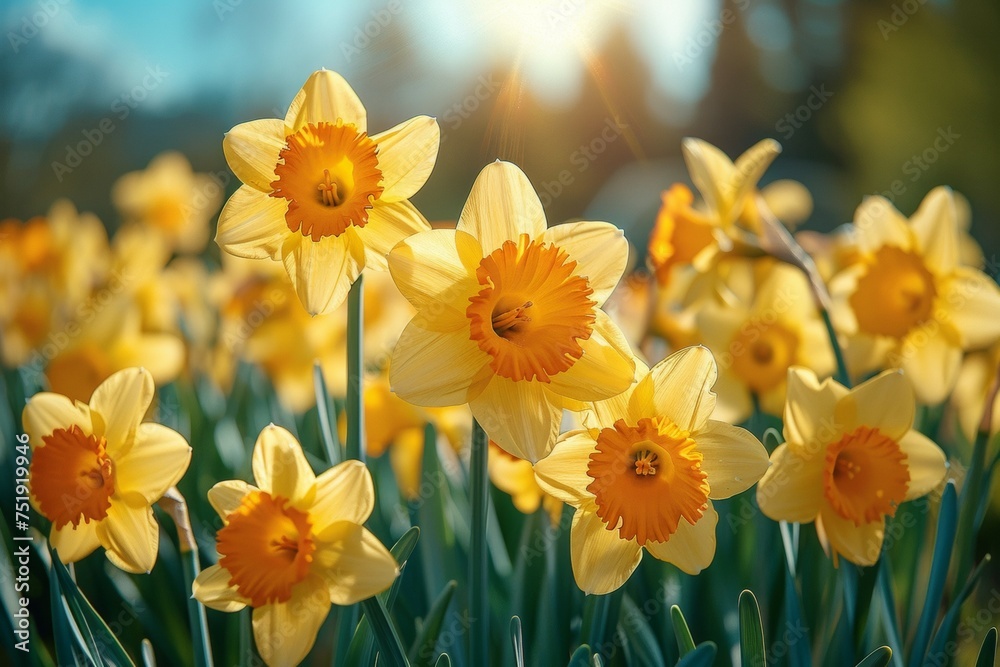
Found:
148,196 -> 187,232
586,418 -> 709,545
648,184 -> 716,286
270,121 -> 384,242
30,425 -> 115,529
729,320 -> 800,394
217,490 -> 316,607
823,426 -> 910,525
467,234 -> 596,382
850,246 -> 937,339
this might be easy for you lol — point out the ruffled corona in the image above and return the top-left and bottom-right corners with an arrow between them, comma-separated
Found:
467,234 -> 596,382
730,321 -> 800,394
30,425 -> 115,529
216,490 -> 316,607
823,425 -> 909,526
586,418 -> 710,545
270,121 -> 384,241
849,246 -> 937,339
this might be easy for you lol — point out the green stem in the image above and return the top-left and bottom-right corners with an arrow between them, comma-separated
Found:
820,308 -> 851,388
470,419 -> 490,663
359,596 -> 409,667
346,275 -> 365,462
954,426 -> 990,587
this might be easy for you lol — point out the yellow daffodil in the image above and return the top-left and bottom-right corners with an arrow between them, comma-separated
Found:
828,187 -> 1000,404
23,367 -> 191,572
533,347 -> 768,593
489,442 -> 562,525
388,161 -> 636,462
756,367 -> 947,566
193,425 -> 397,667
112,151 -> 223,254
697,260 -> 835,422
216,69 -> 440,315
951,344 -> 1000,441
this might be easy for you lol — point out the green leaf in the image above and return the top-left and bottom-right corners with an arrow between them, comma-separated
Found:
408,581 -> 457,666
739,590 -> 767,667
676,642 -> 718,667
671,605 -> 696,657
568,645 -> 592,666
345,273 -> 366,462
875,557 -> 904,667
511,616 -> 525,667
855,646 -> 892,667
49,554 -> 89,667
313,360 -> 342,466
470,418 -> 491,664
976,628 -> 997,667
925,554 -> 991,664
360,595 -> 409,667
619,594 -> 664,667
434,654 -> 451,667
140,639 -> 156,667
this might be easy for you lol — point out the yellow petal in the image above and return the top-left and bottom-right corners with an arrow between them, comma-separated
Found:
939,267 -> 1000,349
252,425 -> 316,503
852,196 -> 912,254
898,430 -> 947,501
570,509 -> 643,595
252,577 -> 330,667
50,521 -> 101,564
281,232 -> 363,316
457,161 -> 546,252
208,480 -> 255,522
760,179 -> 813,226
898,324 -> 962,405
110,335 -> 185,388
756,444 -> 825,523
590,359 -> 646,429
909,186 -> 959,275
729,139 -> 782,216
538,221 -> 628,305
470,376 -> 562,462
680,138 -> 737,221
370,115 -> 440,202
89,367 -> 154,458
114,423 -> 192,504
23,393 -> 92,450
818,506 -> 883,566
222,118 -> 285,193
286,70 -> 366,134
96,500 -> 158,574
696,420 -> 768,499
310,460 -> 375,532
629,346 -> 717,432
533,430 -> 599,505
548,312 -> 636,402
192,564 -> 250,613
216,185 -> 290,260
389,322 -> 493,406
707,368 -> 754,425
644,502 -> 718,574
783,367 -> 848,458
834,370 -> 914,442
314,522 -> 399,605
354,199 -> 431,272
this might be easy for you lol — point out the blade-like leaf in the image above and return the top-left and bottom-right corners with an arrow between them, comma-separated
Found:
568,645 -> 591,667
511,616 -> 525,667
677,642 -> 718,667
739,590 -> 767,667
671,605 -> 696,657
976,628 -> 997,667
909,482 -> 958,667
855,646 -> 892,667
408,581 -> 457,667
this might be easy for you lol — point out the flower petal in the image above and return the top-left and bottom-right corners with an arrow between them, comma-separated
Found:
192,564 -> 250,612
696,420 -> 768,499
570,509 -> 643,595
834,369 -> 914,442
252,425 -> 316,502
282,232 -> 364,316
208,480 -> 255,522
629,346 -> 717,432
110,335 -> 185,389
471,377 -> 563,462
114,423 -> 192,504
852,196 -> 912,254
354,199 -> 431,272
387,229 -> 482,328
252,577 -> 330,667
756,444 -> 825,523
50,521 -> 101,564
939,267 -> 1000,349
680,138 -> 737,220
389,322 -> 493,406
644,502 -> 718,574
909,186 -> 959,275
216,185 -> 290,260
533,430 -> 599,505
539,221 -> 628,305
223,119 -> 285,193
310,460 -> 375,532
370,115 -> 440,201
286,70 -> 366,133
457,161 -> 546,252
898,430 -> 947,501
314,522 -> 399,605
707,367 -> 754,425
818,506 -> 884,566
23,393 -> 92,450
89,367 -> 154,458
897,324 -> 963,405
783,367 -> 848,458
548,312 -> 636,402
96,500 -> 158,574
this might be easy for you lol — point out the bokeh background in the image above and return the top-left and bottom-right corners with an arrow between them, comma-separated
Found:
3,0 -> 999,264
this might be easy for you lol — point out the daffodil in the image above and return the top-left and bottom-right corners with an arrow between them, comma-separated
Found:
756,367 -> 947,566
112,151 -> 223,254
951,343 -> 1000,441
697,260 -> 835,422
828,187 -> 1000,404
23,367 -> 191,572
489,442 -> 562,525
388,161 -> 636,462
533,347 -> 768,593
192,425 -> 397,667
216,69 -> 439,315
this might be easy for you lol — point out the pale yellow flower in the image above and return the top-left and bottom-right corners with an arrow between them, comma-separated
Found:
489,442 -> 562,525
950,344 -> 1000,441
23,368 -> 191,572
